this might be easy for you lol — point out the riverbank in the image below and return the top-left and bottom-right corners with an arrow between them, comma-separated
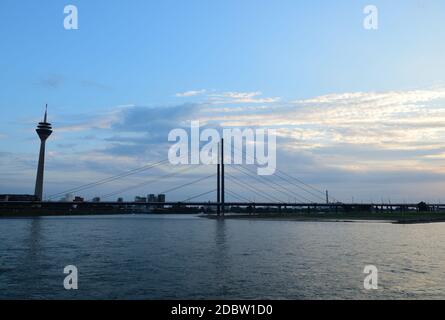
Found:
203,212 -> 445,224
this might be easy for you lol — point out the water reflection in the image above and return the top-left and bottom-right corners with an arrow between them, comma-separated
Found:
213,218 -> 231,297
24,218 -> 43,261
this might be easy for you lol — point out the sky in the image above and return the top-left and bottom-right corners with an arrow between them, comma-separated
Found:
1,0 -> 445,202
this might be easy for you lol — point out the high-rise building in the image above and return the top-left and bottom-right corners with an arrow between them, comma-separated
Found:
148,194 -> 157,202
73,196 -> 84,203
157,194 -> 166,209
60,193 -> 74,202
34,105 -> 53,201
135,196 -> 147,203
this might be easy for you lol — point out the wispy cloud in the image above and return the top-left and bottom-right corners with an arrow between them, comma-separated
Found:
36,74 -> 64,89
56,106 -> 130,133
80,80 -> 113,91
176,90 -> 280,104
208,91 -> 281,104
176,89 -> 206,97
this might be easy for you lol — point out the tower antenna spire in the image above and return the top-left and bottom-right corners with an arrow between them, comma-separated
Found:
44,104 -> 48,123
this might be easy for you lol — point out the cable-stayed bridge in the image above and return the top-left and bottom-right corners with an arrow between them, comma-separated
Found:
34,140 -> 336,214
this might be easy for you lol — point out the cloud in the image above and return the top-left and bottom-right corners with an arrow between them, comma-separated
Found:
176,90 -> 206,97
80,80 -> 113,91
97,103 -> 204,157
208,91 -> 281,104
199,87 -> 445,149
176,90 -> 280,104
36,74 -> 64,89
35,75 -> 114,91
56,143 -> 77,149
56,108 -> 124,133
111,103 -> 201,132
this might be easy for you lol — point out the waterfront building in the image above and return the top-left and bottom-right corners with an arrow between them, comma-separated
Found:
73,196 -> 84,203
135,196 -> 147,203
0,194 -> 38,202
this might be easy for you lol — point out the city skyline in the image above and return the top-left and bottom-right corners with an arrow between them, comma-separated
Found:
1,1 -> 445,202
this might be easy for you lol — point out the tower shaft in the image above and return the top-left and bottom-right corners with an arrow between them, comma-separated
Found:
221,138 -> 225,216
217,142 -> 221,216
34,140 -> 46,200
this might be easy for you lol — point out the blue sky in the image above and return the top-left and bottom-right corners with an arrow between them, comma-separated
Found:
1,1 -> 445,202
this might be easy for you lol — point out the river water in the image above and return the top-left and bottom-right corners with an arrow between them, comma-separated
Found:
0,214 -> 444,299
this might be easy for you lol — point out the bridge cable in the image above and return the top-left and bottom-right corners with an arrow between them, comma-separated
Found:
275,171 -> 332,202
232,164 -> 314,203
226,171 -> 284,203
46,159 -> 170,200
230,164 -> 312,203
182,189 -> 217,202
160,173 -> 215,195
231,144 -> 329,202
97,165 -> 199,200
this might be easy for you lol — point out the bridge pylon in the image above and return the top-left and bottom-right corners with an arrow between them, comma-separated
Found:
216,138 -> 225,216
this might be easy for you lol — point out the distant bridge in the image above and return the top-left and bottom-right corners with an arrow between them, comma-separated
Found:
1,201 -> 443,213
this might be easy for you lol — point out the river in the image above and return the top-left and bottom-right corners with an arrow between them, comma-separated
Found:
0,214 -> 444,299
